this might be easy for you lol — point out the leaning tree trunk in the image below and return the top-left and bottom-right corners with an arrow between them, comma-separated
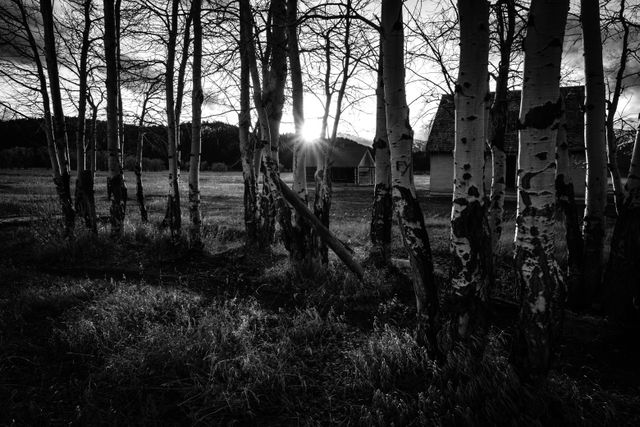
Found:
163,0 -> 182,236
581,0 -> 608,307
40,0 -> 75,231
489,0 -> 516,250
103,0 -> 127,235
512,0 -> 568,378
238,0 -> 259,245
604,116 -> 640,321
442,0 -> 492,351
189,0 -> 203,246
370,37 -> 392,267
555,99 -> 584,307
382,0 -> 439,350
287,0 -> 316,273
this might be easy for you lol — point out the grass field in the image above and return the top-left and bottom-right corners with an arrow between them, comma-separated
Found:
0,168 -> 638,425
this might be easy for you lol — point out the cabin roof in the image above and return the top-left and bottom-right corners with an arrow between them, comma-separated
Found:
304,138 -> 373,168
426,85 -> 585,154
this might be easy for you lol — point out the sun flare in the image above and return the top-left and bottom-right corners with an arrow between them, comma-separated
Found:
301,120 -> 321,143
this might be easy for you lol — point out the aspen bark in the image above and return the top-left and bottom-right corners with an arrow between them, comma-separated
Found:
189,0 -> 203,246
115,0 -> 125,167
581,0 -> 608,306
104,0 -> 127,236
443,0 -> 492,349
555,99 -> 584,306
74,0 -> 97,232
135,88 -> 152,223
382,0 -> 438,350
135,127 -> 148,222
513,0 -> 568,377
370,38 -> 392,267
17,1 -> 70,229
163,0 -> 182,236
40,0 -> 75,231
287,0 -> 315,272
604,116 -> 640,321
238,0 -> 259,244
489,0 -> 515,249
257,0 -> 292,250
313,33 -> 333,264
244,0 -> 276,247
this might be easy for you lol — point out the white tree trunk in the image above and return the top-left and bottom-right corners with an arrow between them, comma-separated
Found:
238,0 -> 259,244
581,0 -> 608,304
513,0 -> 568,377
103,0 -> 127,236
370,37 -> 392,266
189,0 -> 203,246
444,0 -> 491,348
40,0 -> 75,231
163,0 -> 181,236
382,0 -> 438,349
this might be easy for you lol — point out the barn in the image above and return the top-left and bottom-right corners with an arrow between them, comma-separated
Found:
426,86 -> 587,196
304,138 -> 375,185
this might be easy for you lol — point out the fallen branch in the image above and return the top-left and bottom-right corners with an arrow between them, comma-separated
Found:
276,176 -> 365,281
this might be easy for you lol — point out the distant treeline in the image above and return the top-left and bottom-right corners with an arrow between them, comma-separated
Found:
0,117 -> 430,172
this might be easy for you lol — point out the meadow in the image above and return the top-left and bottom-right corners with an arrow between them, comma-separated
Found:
0,169 -> 638,425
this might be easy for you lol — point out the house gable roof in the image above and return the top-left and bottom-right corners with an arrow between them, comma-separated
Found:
426,85 -> 585,154
358,150 -> 375,167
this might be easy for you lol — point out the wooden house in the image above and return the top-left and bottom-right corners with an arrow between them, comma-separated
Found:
304,138 -> 375,185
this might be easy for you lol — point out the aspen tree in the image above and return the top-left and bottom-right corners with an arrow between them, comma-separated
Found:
104,0 -> 127,235
163,0 -> 182,236
370,36 -> 392,267
604,116 -> 640,321
581,0 -> 608,306
382,0 -> 438,349
513,0 -> 568,376
489,0 -> 516,248
287,0 -> 315,271
13,0 -> 74,231
238,0 -> 259,244
40,0 -> 76,231
73,0 -> 97,233
189,0 -> 203,246
444,0 -> 492,348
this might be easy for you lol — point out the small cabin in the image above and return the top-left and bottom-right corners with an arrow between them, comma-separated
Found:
304,138 -> 375,185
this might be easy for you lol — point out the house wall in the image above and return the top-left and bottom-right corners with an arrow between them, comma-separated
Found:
568,152 -> 586,197
429,153 -> 453,195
